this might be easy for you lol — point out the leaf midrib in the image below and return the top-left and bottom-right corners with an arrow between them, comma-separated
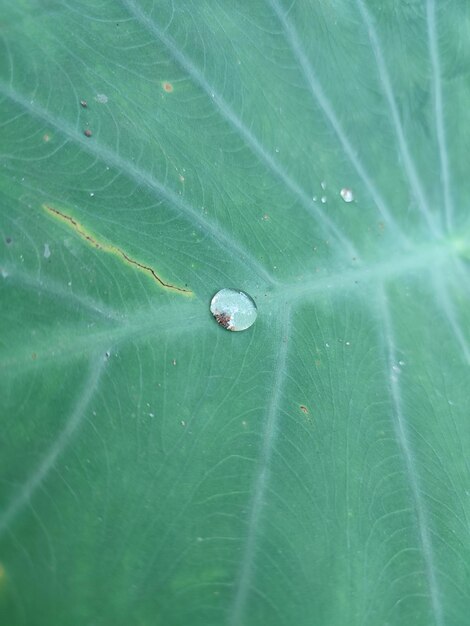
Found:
2,236 -> 460,377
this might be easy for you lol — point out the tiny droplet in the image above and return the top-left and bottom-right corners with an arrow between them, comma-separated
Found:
340,188 -> 354,203
210,288 -> 257,332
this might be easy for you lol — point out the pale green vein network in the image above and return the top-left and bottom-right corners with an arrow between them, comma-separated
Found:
0,80 -> 273,285
228,306 -> 291,626
1,1 -> 470,625
267,0 -> 407,245
120,0 -> 359,260
0,355 -> 107,538
378,286 -> 443,626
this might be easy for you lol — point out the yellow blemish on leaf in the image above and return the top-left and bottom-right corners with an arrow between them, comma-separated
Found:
43,204 -> 192,296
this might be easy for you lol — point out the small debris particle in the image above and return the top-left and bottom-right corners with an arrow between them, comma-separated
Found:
80,100 -> 87,108
5,237 -> 11,245
31,353 -> 37,360
214,312 -> 232,330
340,188 -> 354,203
84,129 -> 92,137
300,405 -> 309,415
95,93 -> 108,104
163,82 -> 174,93
43,133 -> 51,142
180,420 -> 186,427
105,351 -> 110,359
43,243 -> 51,259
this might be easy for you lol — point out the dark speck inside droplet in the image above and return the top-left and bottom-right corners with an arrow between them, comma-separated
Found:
210,288 -> 257,332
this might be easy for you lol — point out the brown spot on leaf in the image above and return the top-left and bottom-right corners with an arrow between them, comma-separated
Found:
299,405 -> 309,415
84,129 -> 92,137
163,82 -> 174,93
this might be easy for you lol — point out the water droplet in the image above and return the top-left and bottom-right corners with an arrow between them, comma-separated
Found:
43,243 -> 51,259
321,196 -> 327,204
321,181 -> 326,190
340,188 -> 354,203
275,147 -> 280,153
210,288 -> 257,331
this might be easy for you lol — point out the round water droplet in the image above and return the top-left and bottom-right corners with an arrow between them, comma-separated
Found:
210,289 -> 257,332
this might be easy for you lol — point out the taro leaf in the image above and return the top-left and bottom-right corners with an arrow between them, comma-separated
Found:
1,1 -> 470,625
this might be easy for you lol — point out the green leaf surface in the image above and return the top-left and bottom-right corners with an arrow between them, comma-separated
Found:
1,1 -> 470,624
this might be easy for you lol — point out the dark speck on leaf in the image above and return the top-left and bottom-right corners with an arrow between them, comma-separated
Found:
5,237 -> 12,245
84,129 -> 92,137
80,100 -> 87,108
